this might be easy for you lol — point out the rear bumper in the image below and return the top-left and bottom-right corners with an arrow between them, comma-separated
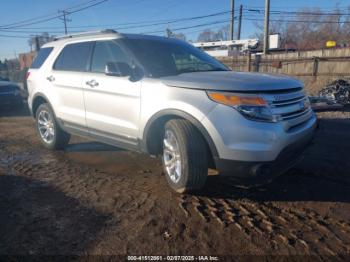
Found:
214,123 -> 316,181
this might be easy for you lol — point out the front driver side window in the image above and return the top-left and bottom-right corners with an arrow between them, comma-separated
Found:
91,41 -> 129,73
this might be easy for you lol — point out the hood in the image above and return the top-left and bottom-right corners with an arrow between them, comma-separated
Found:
160,71 -> 303,92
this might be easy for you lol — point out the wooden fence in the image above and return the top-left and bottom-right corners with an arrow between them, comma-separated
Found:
218,47 -> 350,95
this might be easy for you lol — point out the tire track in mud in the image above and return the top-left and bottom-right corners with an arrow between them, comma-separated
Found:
1,113 -> 350,256
0,142 -> 158,216
177,194 -> 350,255
3,146 -> 348,255
0,145 -> 170,254
0,135 -> 175,255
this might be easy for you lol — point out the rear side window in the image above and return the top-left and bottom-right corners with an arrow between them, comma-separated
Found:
53,42 -> 93,71
31,47 -> 53,69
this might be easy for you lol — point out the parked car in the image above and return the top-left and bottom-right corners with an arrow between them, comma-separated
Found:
27,30 -> 317,193
0,76 -> 23,109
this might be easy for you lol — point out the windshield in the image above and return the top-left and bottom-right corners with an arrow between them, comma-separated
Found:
123,38 -> 229,78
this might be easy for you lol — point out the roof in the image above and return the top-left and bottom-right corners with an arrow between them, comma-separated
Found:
42,29 -> 178,48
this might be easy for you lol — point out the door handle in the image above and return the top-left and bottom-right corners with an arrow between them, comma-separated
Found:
46,75 -> 55,82
86,79 -> 99,87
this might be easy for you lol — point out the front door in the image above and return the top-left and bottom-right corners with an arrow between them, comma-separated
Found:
82,40 -> 141,146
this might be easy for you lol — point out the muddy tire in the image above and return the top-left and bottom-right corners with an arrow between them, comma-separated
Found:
162,119 -> 208,193
35,103 -> 70,150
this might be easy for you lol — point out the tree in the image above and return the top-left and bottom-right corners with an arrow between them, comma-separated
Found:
197,25 -> 230,42
253,6 -> 350,50
165,28 -> 187,41
0,60 -> 3,69
3,58 -> 19,71
173,32 -> 186,41
28,32 -> 55,51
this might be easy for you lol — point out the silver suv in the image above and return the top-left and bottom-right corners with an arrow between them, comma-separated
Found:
27,30 -> 317,193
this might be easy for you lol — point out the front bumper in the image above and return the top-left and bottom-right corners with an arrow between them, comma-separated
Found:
214,128 -> 314,181
202,103 -> 317,179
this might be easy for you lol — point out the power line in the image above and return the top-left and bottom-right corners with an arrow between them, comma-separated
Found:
143,19 -> 231,34
0,0 -> 101,29
115,11 -> 231,30
182,24 -> 228,35
0,34 -> 31,39
244,5 -> 350,11
245,8 -> 350,16
238,12 -> 350,23
0,10 -> 234,32
245,17 -> 350,24
2,4 -> 349,41
0,10 -> 233,35
0,0 -> 109,30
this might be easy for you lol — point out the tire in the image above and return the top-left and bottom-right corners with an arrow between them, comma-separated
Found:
162,119 -> 208,193
35,103 -> 70,150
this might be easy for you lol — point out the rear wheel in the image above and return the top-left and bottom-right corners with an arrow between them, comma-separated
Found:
162,119 -> 208,193
35,103 -> 70,150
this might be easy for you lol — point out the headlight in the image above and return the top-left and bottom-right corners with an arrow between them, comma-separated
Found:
207,91 -> 280,122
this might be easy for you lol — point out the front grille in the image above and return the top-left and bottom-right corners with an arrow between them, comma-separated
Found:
263,88 -> 312,129
280,108 -> 311,120
272,95 -> 305,107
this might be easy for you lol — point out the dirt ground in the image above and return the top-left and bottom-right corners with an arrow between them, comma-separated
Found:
0,106 -> 349,258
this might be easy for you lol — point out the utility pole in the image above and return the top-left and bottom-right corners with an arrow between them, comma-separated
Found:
237,4 -> 243,40
63,10 -> 68,35
229,0 -> 235,40
263,0 -> 270,54
35,36 -> 40,52
59,10 -> 70,35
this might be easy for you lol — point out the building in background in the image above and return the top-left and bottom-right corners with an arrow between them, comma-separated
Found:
19,51 -> 36,70
192,39 -> 259,57
269,34 -> 281,49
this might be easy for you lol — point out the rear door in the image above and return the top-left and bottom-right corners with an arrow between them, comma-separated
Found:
82,40 -> 141,145
49,41 -> 93,127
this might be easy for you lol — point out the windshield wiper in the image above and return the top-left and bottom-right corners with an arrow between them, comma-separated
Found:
176,67 -> 228,75
198,68 -> 228,72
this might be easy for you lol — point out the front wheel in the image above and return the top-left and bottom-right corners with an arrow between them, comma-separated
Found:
162,119 -> 208,193
35,103 -> 70,150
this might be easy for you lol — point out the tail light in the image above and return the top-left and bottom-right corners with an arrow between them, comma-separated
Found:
25,72 -> 31,80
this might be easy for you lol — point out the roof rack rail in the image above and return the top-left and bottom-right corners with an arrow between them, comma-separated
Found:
53,29 -> 117,41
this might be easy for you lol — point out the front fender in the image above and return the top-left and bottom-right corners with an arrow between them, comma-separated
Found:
141,108 -> 219,158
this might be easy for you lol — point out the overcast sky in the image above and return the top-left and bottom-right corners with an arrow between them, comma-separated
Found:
0,0 -> 349,60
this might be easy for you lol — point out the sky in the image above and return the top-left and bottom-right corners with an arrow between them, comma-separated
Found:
0,0 -> 349,60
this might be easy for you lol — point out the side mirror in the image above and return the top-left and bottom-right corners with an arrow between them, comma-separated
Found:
105,62 -> 132,77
